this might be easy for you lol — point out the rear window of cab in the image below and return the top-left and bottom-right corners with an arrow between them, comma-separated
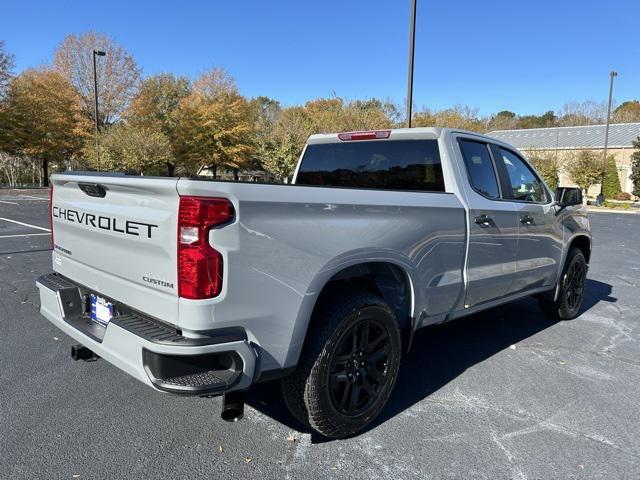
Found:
295,139 -> 445,192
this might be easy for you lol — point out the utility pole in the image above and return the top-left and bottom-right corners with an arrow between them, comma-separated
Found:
406,0 -> 417,128
600,70 -> 617,197
93,50 -> 106,170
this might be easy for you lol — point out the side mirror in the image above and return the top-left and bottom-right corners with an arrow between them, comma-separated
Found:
555,187 -> 582,207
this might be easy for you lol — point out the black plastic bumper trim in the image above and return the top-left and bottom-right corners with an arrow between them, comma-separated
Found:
142,348 -> 244,396
37,273 -> 246,347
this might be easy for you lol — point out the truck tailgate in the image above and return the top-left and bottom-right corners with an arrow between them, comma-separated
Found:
50,174 -> 180,325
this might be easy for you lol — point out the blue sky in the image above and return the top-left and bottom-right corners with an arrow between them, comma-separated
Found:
3,0 -> 639,115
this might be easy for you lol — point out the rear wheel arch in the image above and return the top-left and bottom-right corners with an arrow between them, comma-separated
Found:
286,261 -> 414,369
317,262 -> 414,330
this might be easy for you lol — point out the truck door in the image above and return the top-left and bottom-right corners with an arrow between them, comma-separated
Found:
491,146 -> 563,292
457,138 -> 519,307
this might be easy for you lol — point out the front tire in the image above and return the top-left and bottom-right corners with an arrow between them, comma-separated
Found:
281,290 -> 402,438
539,248 -> 588,320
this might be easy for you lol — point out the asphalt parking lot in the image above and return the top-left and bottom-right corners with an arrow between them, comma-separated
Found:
1,189 -> 639,479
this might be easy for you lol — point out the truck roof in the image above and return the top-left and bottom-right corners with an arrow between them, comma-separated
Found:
306,127 -> 495,145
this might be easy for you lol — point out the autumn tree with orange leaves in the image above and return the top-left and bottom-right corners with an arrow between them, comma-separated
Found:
0,68 -> 89,185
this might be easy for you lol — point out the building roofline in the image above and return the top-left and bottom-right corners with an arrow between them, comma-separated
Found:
487,122 -> 640,136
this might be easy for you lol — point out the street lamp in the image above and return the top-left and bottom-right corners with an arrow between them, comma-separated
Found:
406,0 -> 417,128
600,70 -> 618,198
93,50 -> 106,170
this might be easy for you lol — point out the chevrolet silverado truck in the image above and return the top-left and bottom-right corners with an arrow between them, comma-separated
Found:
37,128 -> 590,438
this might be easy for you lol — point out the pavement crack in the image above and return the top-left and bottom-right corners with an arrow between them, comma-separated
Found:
426,392 -> 640,460
518,343 -> 640,368
490,430 -> 527,480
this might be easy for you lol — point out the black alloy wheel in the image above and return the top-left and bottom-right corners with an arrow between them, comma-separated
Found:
328,319 -> 391,417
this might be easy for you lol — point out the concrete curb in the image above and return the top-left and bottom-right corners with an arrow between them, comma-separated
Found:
587,207 -> 640,215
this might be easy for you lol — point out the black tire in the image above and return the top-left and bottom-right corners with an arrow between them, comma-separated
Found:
281,290 -> 402,438
539,248 -> 588,320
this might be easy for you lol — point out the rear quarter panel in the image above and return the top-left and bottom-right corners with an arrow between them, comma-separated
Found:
177,180 -> 466,372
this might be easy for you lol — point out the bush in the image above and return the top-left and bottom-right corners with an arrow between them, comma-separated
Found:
615,191 -> 632,201
602,154 -> 621,199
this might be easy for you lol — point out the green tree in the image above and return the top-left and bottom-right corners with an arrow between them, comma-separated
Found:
84,123 -> 172,175
516,110 -> 556,129
565,150 -> 601,198
487,110 -> 516,131
628,137 -> 640,197
526,149 -> 560,190
173,68 -> 254,178
262,107 -> 315,181
127,73 -> 191,175
601,153 -> 621,198
249,96 -> 281,173
0,69 -> 89,186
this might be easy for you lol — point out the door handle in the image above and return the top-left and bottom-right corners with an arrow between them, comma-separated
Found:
474,214 -> 492,225
520,215 -> 534,225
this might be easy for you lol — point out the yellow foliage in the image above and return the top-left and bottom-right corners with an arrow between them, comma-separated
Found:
1,68 -> 89,162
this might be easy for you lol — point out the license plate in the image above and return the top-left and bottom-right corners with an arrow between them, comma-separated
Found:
90,294 -> 113,325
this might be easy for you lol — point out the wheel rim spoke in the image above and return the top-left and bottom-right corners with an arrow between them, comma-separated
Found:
361,378 -> 377,399
366,364 -> 385,384
329,316 -> 392,417
357,320 -> 369,351
348,384 -> 362,413
366,333 -> 386,353
338,382 -> 352,410
369,345 -> 390,365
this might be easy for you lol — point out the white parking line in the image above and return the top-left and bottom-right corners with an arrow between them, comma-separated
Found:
19,194 -> 46,200
0,200 -> 19,205
0,217 -> 51,232
0,233 -> 51,239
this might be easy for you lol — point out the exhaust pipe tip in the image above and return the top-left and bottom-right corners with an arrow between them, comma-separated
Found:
221,391 -> 245,422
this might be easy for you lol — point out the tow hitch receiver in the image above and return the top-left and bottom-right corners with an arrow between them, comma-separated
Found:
71,344 -> 100,362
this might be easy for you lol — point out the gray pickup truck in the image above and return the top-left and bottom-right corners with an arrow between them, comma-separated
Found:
37,127 -> 590,438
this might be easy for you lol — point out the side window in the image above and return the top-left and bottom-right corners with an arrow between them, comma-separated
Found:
498,148 -> 548,203
458,139 -> 500,199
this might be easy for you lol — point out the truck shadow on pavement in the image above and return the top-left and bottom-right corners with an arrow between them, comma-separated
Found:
246,279 -> 615,443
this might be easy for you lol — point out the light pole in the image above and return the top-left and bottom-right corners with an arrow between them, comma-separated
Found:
93,50 -> 106,169
406,0 -> 417,128
600,70 -> 617,197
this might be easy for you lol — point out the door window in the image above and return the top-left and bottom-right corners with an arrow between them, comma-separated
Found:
498,148 -> 548,203
458,139 -> 500,199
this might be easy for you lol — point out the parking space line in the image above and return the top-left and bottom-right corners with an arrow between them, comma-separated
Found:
0,233 -> 51,239
18,194 -> 46,200
0,200 -> 19,205
0,217 -> 51,232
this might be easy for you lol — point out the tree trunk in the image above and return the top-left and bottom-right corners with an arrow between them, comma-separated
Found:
210,163 -> 217,179
166,163 -> 175,177
233,168 -> 239,181
42,159 -> 49,187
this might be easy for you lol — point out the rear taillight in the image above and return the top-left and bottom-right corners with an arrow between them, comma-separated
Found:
49,185 -> 54,249
177,196 -> 234,299
338,130 -> 391,141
